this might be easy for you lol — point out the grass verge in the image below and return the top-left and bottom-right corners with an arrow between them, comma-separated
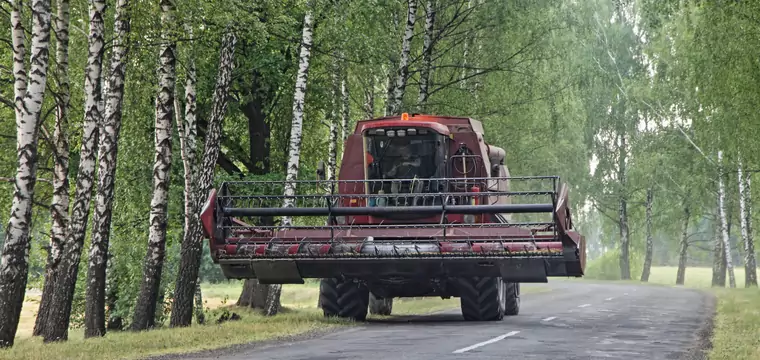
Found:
2,281 -> 550,360
707,288 -> 760,360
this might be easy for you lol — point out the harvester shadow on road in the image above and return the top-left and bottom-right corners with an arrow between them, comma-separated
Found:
365,312 -> 470,325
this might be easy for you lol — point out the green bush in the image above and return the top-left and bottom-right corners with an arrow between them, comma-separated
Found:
584,249 -> 643,280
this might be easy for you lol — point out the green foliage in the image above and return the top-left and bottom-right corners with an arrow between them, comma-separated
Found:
4,0 -> 760,339
585,248 -> 644,281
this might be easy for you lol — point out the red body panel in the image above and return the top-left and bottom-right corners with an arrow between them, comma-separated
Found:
200,114 -> 585,278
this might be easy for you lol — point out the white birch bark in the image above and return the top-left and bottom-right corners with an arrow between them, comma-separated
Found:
712,203 -> 725,286
364,75 -> 376,119
171,30 -> 236,327
640,188 -> 654,282
269,1 -> 316,317
387,0 -> 417,116
0,0 -> 53,347
617,132 -> 630,280
42,0 -> 106,343
460,0 -> 473,88
717,150 -> 736,288
85,0 -> 130,338
34,0 -> 71,338
418,0 -> 436,110
327,55 -> 340,181
675,202 -> 690,285
341,76 -> 350,143
738,155 -> 758,287
744,173 -> 757,287
383,12 -> 400,116
281,2 -> 315,226
132,0 -> 176,330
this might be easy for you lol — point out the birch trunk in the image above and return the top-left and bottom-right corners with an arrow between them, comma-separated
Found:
717,150 -> 736,288
43,0 -> 106,342
460,0 -> 473,87
738,158 -> 758,287
384,12 -> 400,116
712,210 -> 725,287
170,31 -> 236,327
104,255 -> 123,330
364,75 -> 375,119
387,0 -> 417,116
744,174 -> 757,287
341,76 -> 349,143
34,0 -> 71,338
132,0 -> 176,330
417,0 -> 436,111
676,202 -> 690,285
194,280 -> 205,324
0,0 -> 53,347
617,133 -> 630,280
269,2 -> 316,316
84,0 -> 130,338
327,55 -> 340,181
640,188 -> 654,282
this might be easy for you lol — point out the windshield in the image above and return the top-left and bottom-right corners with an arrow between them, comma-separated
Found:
364,128 -> 446,195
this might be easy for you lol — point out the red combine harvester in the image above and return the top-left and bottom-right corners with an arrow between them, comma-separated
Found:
200,113 -> 585,322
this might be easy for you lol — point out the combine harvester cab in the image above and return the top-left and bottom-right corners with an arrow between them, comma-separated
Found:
201,113 -> 585,322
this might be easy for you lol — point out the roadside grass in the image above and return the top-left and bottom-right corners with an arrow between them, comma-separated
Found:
3,280 -> 550,360
708,288 -> 760,360
563,265 -> 759,360
1,308 -> 348,360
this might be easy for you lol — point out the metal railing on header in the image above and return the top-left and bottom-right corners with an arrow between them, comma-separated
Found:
215,176 -> 562,235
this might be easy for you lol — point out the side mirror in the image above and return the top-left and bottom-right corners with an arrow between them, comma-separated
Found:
316,160 -> 326,181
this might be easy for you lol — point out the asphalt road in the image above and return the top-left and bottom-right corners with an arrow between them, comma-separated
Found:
183,281 -> 714,360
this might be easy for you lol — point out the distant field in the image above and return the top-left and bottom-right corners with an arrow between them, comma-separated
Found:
564,265 -> 752,288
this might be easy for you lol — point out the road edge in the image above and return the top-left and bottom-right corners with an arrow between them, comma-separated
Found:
145,325 -> 356,360
681,289 -> 717,360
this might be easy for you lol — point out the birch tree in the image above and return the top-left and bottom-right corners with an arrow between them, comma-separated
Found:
640,188 -> 654,282
85,0 -> 131,338
617,131 -> 631,280
737,156 -> 758,287
268,0 -> 316,316
341,77 -> 350,142
42,0 -> 107,343
675,199 -> 691,285
34,0 -> 71,338
417,0 -> 436,110
0,0 -> 53,348
327,55 -> 340,181
171,30 -> 236,328
132,0 -> 177,330
716,150 -> 736,288
364,75 -> 375,119
386,0 -> 417,116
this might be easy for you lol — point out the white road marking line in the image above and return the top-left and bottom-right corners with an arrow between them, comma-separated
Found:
578,303 -> 591,308
452,331 -> 521,353
542,316 -> 557,322
624,292 -> 629,295
605,297 -> 614,301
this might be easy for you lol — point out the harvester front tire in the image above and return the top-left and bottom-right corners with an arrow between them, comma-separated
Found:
319,278 -> 370,321
369,293 -> 393,316
458,277 -> 505,321
504,282 -> 520,316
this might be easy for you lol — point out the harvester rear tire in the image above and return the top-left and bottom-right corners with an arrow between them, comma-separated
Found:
369,293 -> 393,316
504,282 -> 520,316
458,277 -> 505,321
319,278 -> 370,321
